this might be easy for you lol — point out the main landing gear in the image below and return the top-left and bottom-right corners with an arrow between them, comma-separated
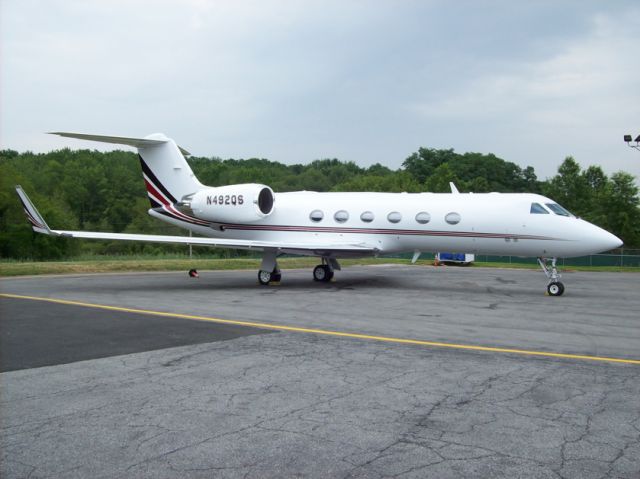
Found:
258,249 -> 282,285
258,268 -> 282,285
313,257 -> 339,283
313,264 -> 333,282
537,257 -> 565,296
257,251 -> 340,285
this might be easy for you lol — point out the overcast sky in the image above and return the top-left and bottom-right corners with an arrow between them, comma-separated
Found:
2,0 -> 639,181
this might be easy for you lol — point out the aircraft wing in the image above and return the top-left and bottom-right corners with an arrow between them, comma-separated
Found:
15,186 -> 378,256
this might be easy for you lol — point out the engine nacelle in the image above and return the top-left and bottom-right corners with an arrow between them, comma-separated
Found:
179,184 -> 275,223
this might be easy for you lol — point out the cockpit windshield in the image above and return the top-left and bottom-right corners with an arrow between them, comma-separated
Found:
530,203 -> 549,214
545,203 -> 573,217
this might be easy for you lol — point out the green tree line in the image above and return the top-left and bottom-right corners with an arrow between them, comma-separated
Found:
1,147 -> 638,260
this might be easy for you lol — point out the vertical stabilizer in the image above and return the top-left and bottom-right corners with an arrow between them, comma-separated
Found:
136,133 -> 203,208
49,132 -> 203,209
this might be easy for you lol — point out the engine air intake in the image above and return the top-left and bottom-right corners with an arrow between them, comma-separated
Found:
258,187 -> 274,215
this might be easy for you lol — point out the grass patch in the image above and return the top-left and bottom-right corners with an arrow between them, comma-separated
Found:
0,256 -> 638,277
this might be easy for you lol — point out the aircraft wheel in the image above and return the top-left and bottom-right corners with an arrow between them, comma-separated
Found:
188,269 -> 199,278
547,282 -> 565,296
272,272 -> 282,282
258,270 -> 272,285
313,265 -> 333,282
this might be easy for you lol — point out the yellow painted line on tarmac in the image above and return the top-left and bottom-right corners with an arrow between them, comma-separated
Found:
1,292 -> 639,366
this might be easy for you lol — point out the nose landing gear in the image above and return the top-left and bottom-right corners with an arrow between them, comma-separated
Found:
538,257 -> 565,296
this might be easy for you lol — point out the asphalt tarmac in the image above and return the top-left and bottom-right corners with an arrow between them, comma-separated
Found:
0,297 -> 269,372
1,265 -> 639,478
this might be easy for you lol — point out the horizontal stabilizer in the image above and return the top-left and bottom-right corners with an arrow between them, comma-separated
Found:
49,132 -> 191,156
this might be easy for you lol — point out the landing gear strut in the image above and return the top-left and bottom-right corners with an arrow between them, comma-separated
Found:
258,249 -> 281,285
538,257 -> 565,296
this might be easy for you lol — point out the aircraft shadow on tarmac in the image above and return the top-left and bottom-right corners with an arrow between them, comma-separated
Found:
65,270 -> 567,298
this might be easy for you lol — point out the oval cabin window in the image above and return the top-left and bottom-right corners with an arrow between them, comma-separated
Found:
415,212 -> 431,224
309,210 -> 324,222
334,210 -> 349,223
445,212 -> 461,225
387,212 -> 402,224
360,211 -> 374,223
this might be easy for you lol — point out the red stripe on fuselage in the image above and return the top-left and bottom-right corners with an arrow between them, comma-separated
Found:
144,178 -> 169,206
143,178 -> 210,226
219,223 -> 556,241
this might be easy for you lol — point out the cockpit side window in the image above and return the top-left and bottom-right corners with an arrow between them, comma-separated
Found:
530,203 -> 549,214
545,203 -> 572,217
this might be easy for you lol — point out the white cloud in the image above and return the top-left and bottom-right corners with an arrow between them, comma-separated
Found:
407,8 -> 640,178
1,1 -> 639,181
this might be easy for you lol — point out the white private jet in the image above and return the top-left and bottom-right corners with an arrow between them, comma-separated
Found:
16,132 -> 623,296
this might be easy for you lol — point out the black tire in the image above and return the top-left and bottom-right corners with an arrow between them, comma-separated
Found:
313,265 -> 325,282
272,272 -> 282,282
258,270 -> 272,285
188,269 -> 198,278
547,282 -> 565,296
313,265 -> 332,282
313,265 -> 334,282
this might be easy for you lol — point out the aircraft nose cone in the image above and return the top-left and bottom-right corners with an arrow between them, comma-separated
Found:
597,228 -> 623,252
607,231 -> 623,250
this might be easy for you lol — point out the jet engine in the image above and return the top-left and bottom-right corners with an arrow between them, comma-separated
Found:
177,184 -> 275,223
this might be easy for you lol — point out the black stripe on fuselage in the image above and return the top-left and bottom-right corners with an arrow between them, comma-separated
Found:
147,195 -> 162,209
153,208 -> 211,227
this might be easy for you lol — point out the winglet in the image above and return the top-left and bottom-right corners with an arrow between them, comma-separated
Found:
15,186 -> 53,234
449,182 -> 460,194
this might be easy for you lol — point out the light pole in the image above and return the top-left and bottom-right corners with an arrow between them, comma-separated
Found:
623,134 -> 640,152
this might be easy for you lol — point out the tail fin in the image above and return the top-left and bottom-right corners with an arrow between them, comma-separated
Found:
49,132 -> 202,208
15,185 -> 52,234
